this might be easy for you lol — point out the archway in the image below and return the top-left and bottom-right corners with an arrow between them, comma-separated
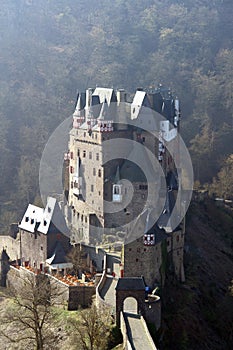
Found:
123,296 -> 138,314
115,277 -> 146,326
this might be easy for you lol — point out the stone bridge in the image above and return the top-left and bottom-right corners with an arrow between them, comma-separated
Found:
96,253 -> 160,350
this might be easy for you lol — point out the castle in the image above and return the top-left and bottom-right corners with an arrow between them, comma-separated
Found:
64,85 -> 185,287
0,85 -> 186,311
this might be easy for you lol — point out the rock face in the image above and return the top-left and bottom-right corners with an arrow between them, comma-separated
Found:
161,199 -> 233,350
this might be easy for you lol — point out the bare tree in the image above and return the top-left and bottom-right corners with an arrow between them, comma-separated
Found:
66,244 -> 89,277
69,304 -> 112,350
0,273 -> 60,350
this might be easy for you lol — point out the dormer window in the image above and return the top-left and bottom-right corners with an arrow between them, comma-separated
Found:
112,184 -> 122,202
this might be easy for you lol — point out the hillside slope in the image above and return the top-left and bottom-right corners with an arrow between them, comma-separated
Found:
161,199 -> 233,349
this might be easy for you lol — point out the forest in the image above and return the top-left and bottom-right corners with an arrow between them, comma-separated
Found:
0,0 -> 233,230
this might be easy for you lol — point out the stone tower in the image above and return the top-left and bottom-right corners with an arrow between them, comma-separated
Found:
65,86 -> 184,286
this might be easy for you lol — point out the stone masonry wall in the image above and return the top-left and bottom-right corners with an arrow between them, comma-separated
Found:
0,234 -> 20,261
124,229 -> 185,287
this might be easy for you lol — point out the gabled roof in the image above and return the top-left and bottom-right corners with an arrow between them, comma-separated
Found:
116,277 -> 145,291
131,90 -> 151,119
19,197 -> 69,235
18,204 -> 44,233
92,87 -> 117,106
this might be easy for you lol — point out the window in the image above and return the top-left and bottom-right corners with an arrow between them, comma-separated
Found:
93,168 -> 96,176
176,235 -> 179,242
139,185 -> 148,190
77,149 -> 80,157
98,169 -> 101,177
83,150 -> 86,158
142,137 -> 145,142
96,153 -> 99,161
114,185 -> 120,194
91,184 -> 94,192
89,152 -> 92,159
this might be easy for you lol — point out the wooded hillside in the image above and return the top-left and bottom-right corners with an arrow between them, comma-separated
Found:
0,0 -> 233,228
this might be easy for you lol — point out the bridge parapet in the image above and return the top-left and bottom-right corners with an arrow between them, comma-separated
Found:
120,312 -> 133,350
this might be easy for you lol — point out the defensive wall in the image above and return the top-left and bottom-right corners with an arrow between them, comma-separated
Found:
6,265 -> 95,309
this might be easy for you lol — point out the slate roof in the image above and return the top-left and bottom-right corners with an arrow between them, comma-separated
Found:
131,91 -> 152,120
18,197 -> 69,235
18,204 -> 44,233
46,240 -> 68,265
92,87 -> 117,105
116,277 -> 145,291
157,189 -> 176,232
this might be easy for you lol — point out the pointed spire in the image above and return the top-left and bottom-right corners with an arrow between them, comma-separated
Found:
114,165 -> 120,183
73,94 -> 82,117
